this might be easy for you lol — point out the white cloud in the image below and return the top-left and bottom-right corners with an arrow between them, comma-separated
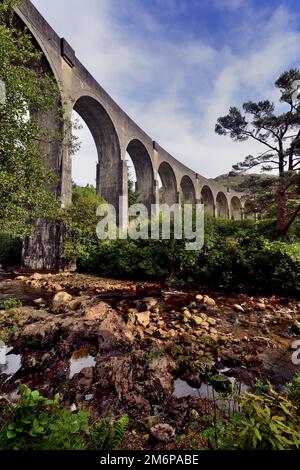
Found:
32,0 -> 300,185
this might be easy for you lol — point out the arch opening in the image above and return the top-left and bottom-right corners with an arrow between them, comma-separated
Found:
180,175 -> 196,204
126,139 -> 154,211
201,185 -> 215,216
73,96 -> 121,209
71,110 -> 98,189
231,196 -> 242,220
216,192 -> 229,218
158,162 -> 178,206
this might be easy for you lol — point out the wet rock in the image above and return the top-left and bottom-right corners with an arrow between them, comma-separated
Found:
32,273 -> 43,281
150,423 -> 175,443
203,296 -> 216,306
148,355 -> 177,394
135,312 -> 151,328
50,291 -> 72,313
233,304 -> 244,312
207,317 -> 217,326
143,297 -> 158,309
183,311 -> 192,323
254,303 -> 266,311
74,367 -> 94,389
191,315 -> 203,326
33,298 -> 46,307
84,302 -> 111,321
195,295 -> 203,301
144,416 -> 161,430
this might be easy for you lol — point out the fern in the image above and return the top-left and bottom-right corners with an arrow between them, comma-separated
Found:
90,414 -> 129,450
112,414 -> 129,449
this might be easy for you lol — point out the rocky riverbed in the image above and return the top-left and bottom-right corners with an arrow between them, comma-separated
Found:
0,271 -> 300,449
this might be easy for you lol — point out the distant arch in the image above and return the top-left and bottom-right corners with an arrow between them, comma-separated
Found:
231,196 -> 242,220
180,176 -> 196,203
201,185 -> 215,216
73,96 -> 121,208
158,162 -> 178,206
126,139 -> 154,211
216,192 -> 229,218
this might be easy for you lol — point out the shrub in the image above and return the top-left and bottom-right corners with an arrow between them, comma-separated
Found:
201,387 -> 300,450
0,385 -> 129,451
0,298 -> 22,311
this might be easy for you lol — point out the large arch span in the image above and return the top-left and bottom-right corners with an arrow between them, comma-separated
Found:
15,0 -> 246,271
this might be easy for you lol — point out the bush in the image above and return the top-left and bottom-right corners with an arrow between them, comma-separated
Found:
0,385 -> 129,450
0,298 -> 22,311
201,387 -> 300,450
64,190 -> 300,294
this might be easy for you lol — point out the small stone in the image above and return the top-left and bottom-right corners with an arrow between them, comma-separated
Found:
143,297 -> 158,308
33,298 -> 46,306
150,423 -> 175,443
195,295 -> 203,301
32,273 -> 43,280
191,315 -> 203,326
135,311 -> 150,328
233,304 -> 244,312
201,321 -> 210,331
16,276 -> 27,281
183,311 -> 192,323
255,303 -> 266,311
203,296 -> 216,306
145,416 -> 161,431
207,317 -> 216,326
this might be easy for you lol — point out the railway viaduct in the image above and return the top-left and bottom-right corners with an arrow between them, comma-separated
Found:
15,0 -> 249,271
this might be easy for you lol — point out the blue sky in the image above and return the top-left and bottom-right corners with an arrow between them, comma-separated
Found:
32,0 -> 300,185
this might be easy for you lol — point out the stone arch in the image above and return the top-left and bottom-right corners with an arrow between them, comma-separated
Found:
216,192 -> 229,218
201,185 -> 215,216
73,96 -> 121,209
180,175 -> 196,203
126,139 -> 154,211
231,196 -> 242,220
158,162 -> 178,206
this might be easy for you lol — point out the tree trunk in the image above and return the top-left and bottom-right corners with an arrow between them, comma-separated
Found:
276,176 -> 287,232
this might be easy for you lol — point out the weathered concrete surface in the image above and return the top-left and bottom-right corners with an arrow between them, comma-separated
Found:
15,0 -> 248,271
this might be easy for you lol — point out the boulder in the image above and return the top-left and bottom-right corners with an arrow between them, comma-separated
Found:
135,311 -> 151,328
150,423 -> 175,443
195,294 -> 203,301
50,291 -> 72,313
203,295 -> 216,306
191,315 -> 203,326
84,301 -> 111,321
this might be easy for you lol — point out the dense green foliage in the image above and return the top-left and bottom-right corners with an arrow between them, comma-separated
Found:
0,0 -> 61,239
180,375 -> 300,450
0,385 -> 129,450
0,297 -> 22,310
68,194 -> 300,293
62,184 -> 106,268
